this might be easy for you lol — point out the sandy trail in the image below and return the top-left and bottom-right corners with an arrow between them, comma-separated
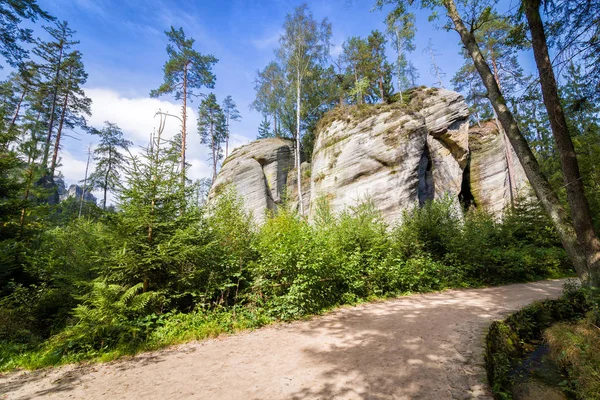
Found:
0,279 -> 567,400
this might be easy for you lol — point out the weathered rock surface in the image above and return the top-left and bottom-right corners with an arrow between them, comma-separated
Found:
286,162 -> 311,214
468,121 -> 530,216
309,87 -> 469,222
208,87 -> 532,224
208,138 -> 294,224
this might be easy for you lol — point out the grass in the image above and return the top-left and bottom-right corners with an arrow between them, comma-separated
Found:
1,271 -> 575,374
545,315 -> 600,400
0,307 -> 276,373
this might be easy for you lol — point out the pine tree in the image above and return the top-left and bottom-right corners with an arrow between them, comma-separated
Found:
89,122 -> 132,210
0,0 -> 53,69
342,36 -> 370,104
197,93 -> 226,182
222,95 -> 241,158
49,50 -> 91,177
150,27 -> 218,187
523,0 -> 600,285
367,30 -> 393,103
33,20 -> 78,170
251,61 -> 286,137
113,115 -> 200,294
257,115 -> 272,139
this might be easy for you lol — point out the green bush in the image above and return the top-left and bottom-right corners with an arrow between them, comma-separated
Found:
485,282 -> 588,398
0,194 -> 575,371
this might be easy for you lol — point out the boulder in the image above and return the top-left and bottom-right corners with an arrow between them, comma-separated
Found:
208,138 -> 294,224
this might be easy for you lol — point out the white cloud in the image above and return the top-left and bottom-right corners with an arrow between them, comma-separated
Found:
331,43 -> 344,58
58,148 -> 90,185
250,31 -> 282,50
86,87 -> 188,144
57,88 -> 254,201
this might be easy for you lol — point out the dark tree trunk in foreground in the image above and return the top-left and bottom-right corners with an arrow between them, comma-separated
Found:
524,0 -> 600,285
442,0 -> 591,283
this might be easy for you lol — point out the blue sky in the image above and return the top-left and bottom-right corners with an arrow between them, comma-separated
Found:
23,0 -> 482,189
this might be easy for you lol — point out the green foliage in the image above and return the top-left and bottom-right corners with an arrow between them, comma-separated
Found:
0,194 -> 574,371
485,283 -> 590,398
150,26 -> 217,100
89,121 -> 132,209
198,93 -> 227,179
0,0 -> 53,68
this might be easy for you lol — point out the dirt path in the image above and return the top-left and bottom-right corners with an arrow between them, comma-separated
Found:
0,279 -> 567,400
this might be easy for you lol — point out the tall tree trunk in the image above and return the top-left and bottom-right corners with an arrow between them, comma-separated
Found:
19,152 -> 34,232
79,145 -> 92,218
489,51 -> 517,206
395,28 -> 403,104
378,73 -> 385,103
442,0 -> 589,281
524,0 -> 600,285
296,71 -> 304,216
43,42 -> 65,168
103,149 -> 112,210
50,66 -> 72,178
181,62 -> 188,188
9,84 -> 28,132
225,111 -> 230,158
211,119 -> 217,182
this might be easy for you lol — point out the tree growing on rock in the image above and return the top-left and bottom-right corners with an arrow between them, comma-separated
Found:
198,93 -> 227,182
385,10 -> 416,102
222,95 -> 241,159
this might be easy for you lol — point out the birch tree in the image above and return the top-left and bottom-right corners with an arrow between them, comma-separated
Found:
384,11 -> 415,102
89,121 -> 132,210
278,4 -> 331,215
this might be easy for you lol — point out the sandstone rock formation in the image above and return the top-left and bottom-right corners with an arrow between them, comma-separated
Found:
208,138 -> 294,224
308,87 -> 469,222
468,121 -> 530,216
208,87 -> 530,224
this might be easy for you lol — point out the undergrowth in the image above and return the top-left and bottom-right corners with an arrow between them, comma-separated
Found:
0,195 -> 573,372
545,288 -> 600,400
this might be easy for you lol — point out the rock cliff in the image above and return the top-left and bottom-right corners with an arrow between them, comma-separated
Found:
208,87 -> 530,224
209,138 -> 294,223
468,120 -> 530,215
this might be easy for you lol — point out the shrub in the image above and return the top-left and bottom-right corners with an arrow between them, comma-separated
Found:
546,317 -> 600,400
251,207 -> 335,319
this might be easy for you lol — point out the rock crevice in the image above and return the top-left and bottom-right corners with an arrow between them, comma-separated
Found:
208,88 -> 530,224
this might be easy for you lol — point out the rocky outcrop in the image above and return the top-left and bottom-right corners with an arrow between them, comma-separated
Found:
468,121 -> 530,216
309,87 -> 469,222
208,87 -> 531,224
208,138 -> 294,224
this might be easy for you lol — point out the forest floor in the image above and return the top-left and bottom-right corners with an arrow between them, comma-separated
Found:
0,279 -> 567,400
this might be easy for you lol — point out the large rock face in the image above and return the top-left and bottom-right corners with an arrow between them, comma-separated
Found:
309,87 -> 469,222
208,87 -> 531,224
468,121 -> 530,216
208,138 -> 294,224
